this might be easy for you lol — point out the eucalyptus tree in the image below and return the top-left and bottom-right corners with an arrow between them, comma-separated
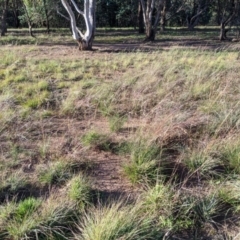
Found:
138,0 -> 144,33
157,0 -> 179,31
214,0 -> 240,40
60,0 -> 96,50
21,0 -> 36,36
0,0 -> 9,36
115,0 -> 138,27
140,0 -> 164,41
11,0 -> 21,28
42,0 -> 57,33
21,0 -> 56,36
181,0 -> 211,30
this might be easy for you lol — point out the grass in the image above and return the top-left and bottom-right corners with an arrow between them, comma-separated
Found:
140,182 -> 174,228
182,149 -> 222,180
219,140 -> 240,174
108,114 -> 127,132
68,174 -> 92,208
0,28 -> 240,239
38,161 -> 71,186
81,131 -> 112,151
0,195 -> 78,239
0,170 -> 28,195
74,201 -> 162,240
217,181 -> 240,212
37,159 -> 88,187
15,197 -> 42,221
123,139 -> 162,184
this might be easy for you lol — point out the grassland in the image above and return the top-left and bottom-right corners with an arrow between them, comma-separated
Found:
0,28 -> 240,239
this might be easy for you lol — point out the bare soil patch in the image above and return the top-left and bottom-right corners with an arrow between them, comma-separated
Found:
0,116 -> 135,196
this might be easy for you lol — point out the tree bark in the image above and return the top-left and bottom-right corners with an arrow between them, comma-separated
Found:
78,37 -> 93,51
28,22 -> 34,37
140,0 -> 163,41
217,0 -> 239,41
219,22 -> 229,41
187,14 -> 200,31
22,2 -> 34,37
42,0 -> 50,34
12,0 -> 20,28
145,26 -> 155,41
138,1 -> 144,34
1,0 -> 9,36
61,0 -> 96,51
160,0 -> 166,31
184,0 -> 208,31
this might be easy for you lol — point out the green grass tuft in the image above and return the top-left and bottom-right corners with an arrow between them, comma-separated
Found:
68,174 -> 92,208
123,140 -> 162,184
108,114 -> 127,132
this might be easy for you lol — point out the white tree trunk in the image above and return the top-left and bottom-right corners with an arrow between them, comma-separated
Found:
140,0 -> 163,41
61,0 -> 96,50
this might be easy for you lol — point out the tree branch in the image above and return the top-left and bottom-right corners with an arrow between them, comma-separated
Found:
140,0 -> 147,27
70,0 -> 84,16
61,0 -> 83,40
57,9 -> 70,21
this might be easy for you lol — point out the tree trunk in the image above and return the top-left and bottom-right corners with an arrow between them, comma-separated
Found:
77,33 -> 94,50
1,0 -> 9,36
28,22 -> 34,37
61,0 -> 96,51
140,0 -> 163,42
187,15 -> 199,31
145,25 -> 155,41
217,0 -> 239,41
46,19 -> 50,34
160,0 -> 166,31
219,22 -> 228,41
42,0 -> 50,34
187,23 -> 195,31
22,2 -> 35,37
12,0 -> 20,28
13,10 -> 20,28
138,1 -> 144,34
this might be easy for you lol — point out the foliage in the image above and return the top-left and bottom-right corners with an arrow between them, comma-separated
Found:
2,0 -> 239,31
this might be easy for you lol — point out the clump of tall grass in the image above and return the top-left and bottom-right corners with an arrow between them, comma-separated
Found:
182,149 -> 222,180
38,161 -> 71,186
108,114 -> 127,132
218,140 -> 240,174
123,139 -> 162,184
68,174 -> 92,209
74,200 -> 163,240
0,195 -> 78,239
81,131 -> 111,151
0,170 -> 28,194
217,180 -> 240,212
140,182 -> 175,231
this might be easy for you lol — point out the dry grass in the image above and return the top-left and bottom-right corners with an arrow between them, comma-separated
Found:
1,28 -> 240,239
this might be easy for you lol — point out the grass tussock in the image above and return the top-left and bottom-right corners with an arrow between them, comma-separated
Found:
1,29 -> 240,239
0,195 -> 78,239
123,139 -> 162,184
74,201 -> 162,240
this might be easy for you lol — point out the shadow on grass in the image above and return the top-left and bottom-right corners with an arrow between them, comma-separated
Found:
92,189 -> 135,205
1,27 -> 239,53
0,184 -> 49,204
